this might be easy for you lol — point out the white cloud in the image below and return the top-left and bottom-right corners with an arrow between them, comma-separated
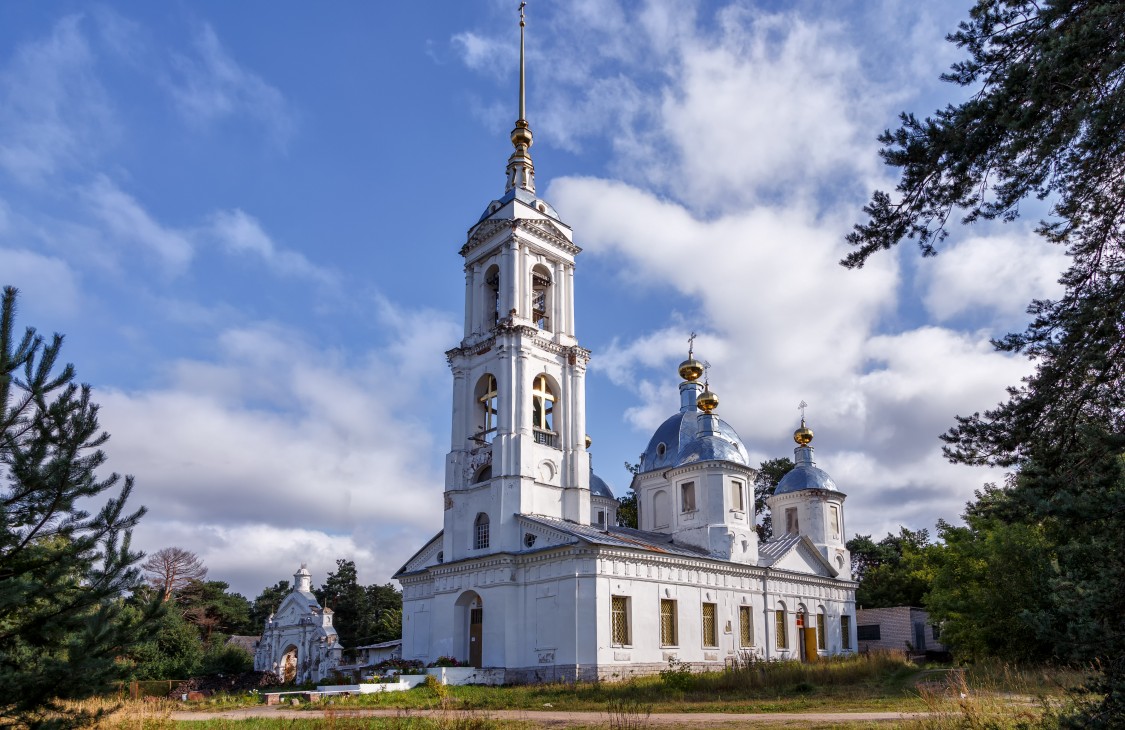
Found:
920,232 -> 1068,324
81,175 -> 194,272
0,248 -> 81,316
0,15 -> 117,184
99,306 -> 458,596
206,209 -> 338,286
168,24 -> 296,148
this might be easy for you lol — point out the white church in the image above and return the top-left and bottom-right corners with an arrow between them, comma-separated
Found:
394,10 -> 857,682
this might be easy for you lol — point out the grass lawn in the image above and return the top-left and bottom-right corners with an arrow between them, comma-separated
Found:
80,654 -> 1091,729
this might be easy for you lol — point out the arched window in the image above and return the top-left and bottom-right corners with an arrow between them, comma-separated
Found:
475,374 -> 498,443
653,489 -> 671,529
531,265 -> 551,331
532,374 -> 557,447
474,513 -> 490,550
473,465 -> 492,483
484,265 -> 500,327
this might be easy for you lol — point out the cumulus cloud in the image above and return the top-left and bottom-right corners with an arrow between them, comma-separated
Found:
167,24 -> 297,148
920,232 -> 1069,325
101,306 -> 459,596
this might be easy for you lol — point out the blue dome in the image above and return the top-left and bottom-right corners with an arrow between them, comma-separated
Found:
590,470 -> 616,499
641,412 -> 750,472
774,446 -> 841,495
677,433 -> 749,466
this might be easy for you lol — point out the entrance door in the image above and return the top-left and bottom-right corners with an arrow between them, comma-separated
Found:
469,607 -> 483,667
803,628 -> 819,663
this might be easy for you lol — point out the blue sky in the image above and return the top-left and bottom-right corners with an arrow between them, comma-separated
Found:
0,1 -> 1070,598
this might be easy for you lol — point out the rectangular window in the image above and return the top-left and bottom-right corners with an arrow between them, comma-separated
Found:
775,609 -> 788,649
611,596 -> 630,646
857,624 -> 881,641
817,613 -> 826,650
681,482 -> 696,512
702,603 -> 718,647
738,605 -> 753,647
731,480 -> 744,512
660,599 -> 678,646
785,508 -> 799,534
841,615 -> 852,650
932,625 -> 941,642
596,509 -> 606,527
829,505 -> 841,540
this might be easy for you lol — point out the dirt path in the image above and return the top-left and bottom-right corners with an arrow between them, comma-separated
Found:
170,706 -> 929,726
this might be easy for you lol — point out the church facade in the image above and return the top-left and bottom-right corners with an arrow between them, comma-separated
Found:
394,11 -> 857,682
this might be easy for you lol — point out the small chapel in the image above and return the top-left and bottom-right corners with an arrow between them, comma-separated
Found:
394,8 -> 857,682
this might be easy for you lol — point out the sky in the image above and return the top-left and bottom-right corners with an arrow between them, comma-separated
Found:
0,1 -> 1070,600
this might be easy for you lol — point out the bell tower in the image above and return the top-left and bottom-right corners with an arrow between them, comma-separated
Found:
442,4 -> 591,563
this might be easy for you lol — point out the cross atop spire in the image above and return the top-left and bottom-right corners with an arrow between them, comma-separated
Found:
798,400 -> 808,425
506,1 -> 536,193
687,331 -> 697,359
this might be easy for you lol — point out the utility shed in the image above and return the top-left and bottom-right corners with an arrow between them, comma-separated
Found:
855,606 -> 947,655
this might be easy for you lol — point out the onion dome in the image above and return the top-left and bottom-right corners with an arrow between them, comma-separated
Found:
697,386 -> 719,413
678,358 -> 704,382
585,434 -> 592,449
774,419 -> 842,495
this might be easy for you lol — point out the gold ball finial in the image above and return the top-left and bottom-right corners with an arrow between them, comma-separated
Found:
697,387 -> 719,413
794,420 -> 813,446
585,434 -> 592,449
678,358 -> 704,382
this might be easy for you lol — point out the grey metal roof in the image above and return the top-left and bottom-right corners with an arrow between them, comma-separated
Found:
757,533 -> 803,566
521,515 -> 713,559
354,639 -> 403,650
476,187 -> 561,223
774,446 -> 842,495
640,412 -> 749,473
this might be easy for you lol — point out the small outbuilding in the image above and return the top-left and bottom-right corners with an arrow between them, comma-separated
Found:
855,606 -> 946,656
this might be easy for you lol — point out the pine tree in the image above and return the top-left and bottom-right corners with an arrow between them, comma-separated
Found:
0,286 -> 157,727
846,3 -> 1125,722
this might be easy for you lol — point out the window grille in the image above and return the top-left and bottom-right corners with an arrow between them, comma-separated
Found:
817,612 -> 826,650
841,615 -> 852,650
611,596 -> 630,646
474,513 -> 490,550
775,609 -> 788,649
660,599 -> 677,646
702,603 -> 718,647
532,374 -> 557,446
739,605 -> 753,647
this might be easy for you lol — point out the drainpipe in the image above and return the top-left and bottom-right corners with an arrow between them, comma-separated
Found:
762,569 -> 771,661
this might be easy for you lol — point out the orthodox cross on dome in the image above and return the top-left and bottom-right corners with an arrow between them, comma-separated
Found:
798,400 -> 808,424
687,331 -> 697,359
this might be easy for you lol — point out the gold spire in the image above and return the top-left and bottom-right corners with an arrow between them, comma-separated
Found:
506,2 -> 536,193
697,363 -> 718,413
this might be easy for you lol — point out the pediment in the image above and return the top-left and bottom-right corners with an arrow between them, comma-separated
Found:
770,537 -> 838,578
397,531 -> 444,575
517,516 -> 582,550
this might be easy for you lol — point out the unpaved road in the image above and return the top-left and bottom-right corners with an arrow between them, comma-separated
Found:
169,706 -> 929,726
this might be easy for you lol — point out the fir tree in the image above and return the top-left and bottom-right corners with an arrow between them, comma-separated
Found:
0,286 -> 157,727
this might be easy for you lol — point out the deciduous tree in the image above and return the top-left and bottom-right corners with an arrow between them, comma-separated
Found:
141,546 -> 207,602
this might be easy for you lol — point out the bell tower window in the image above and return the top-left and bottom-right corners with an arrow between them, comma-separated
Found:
485,265 -> 500,328
475,374 -> 498,444
531,265 -> 551,331
532,374 -> 557,447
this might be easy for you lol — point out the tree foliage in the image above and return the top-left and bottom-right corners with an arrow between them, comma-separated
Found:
846,527 -> 939,609
178,579 -> 253,640
249,579 -> 290,630
753,458 -> 794,540
315,559 -> 402,649
0,286 -> 157,727
847,3 -> 1125,721
141,546 -> 207,602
